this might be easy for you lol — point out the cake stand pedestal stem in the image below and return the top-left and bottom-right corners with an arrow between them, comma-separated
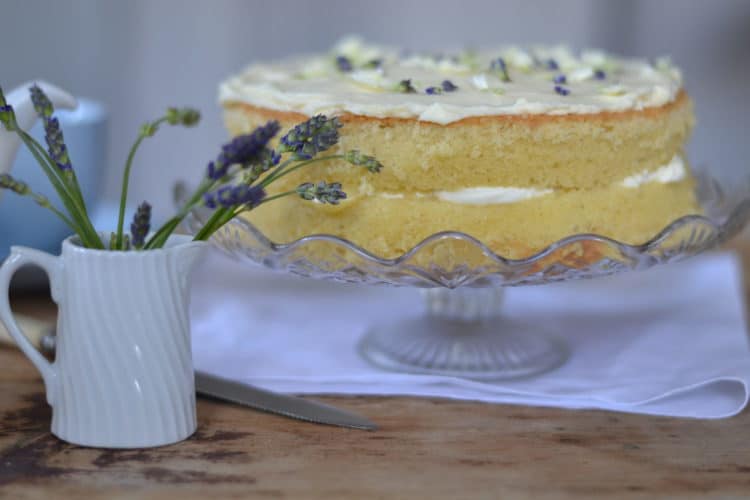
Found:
358,288 -> 568,381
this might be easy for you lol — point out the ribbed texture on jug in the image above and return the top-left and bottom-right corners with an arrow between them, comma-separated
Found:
50,235 -> 206,448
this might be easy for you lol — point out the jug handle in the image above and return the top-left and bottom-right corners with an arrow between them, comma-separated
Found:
0,246 -> 59,405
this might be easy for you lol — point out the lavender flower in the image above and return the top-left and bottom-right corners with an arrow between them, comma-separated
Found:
425,86 -> 442,95
141,108 -> 201,138
441,80 -> 458,92
140,122 -> 159,137
110,232 -> 131,251
394,79 -> 417,94
546,59 -> 559,71
203,192 -> 218,209
29,85 -> 53,117
0,173 -> 29,195
594,69 -> 607,80
242,147 -> 281,184
336,56 -> 353,72
0,87 -> 17,131
207,120 -> 281,179
30,85 -> 72,171
490,58 -> 511,82
345,150 -> 383,173
231,184 -> 266,207
0,104 -> 15,131
204,184 -> 266,209
1,172 -> 55,210
279,115 -> 342,160
363,58 -> 383,69
166,107 -> 201,126
44,117 -> 72,171
554,85 -> 571,96
297,181 -> 347,205
553,74 -> 567,84
130,202 -> 151,249
266,148 -> 282,166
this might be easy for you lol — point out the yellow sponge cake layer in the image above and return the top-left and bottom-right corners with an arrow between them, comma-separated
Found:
223,91 -> 693,192
241,175 -> 697,260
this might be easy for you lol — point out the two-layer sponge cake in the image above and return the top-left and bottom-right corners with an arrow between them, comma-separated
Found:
219,37 -> 699,259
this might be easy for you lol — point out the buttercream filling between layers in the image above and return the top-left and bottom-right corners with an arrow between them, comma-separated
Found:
375,155 -> 686,205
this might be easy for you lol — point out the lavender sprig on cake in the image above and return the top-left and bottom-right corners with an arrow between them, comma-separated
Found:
296,181 -> 347,205
208,121 -> 281,179
279,115 -> 342,160
189,113 -> 381,241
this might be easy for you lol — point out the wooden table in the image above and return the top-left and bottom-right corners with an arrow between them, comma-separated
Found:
2,247 -> 750,499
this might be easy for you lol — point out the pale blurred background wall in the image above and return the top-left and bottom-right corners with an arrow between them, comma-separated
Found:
1,0 -> 748,223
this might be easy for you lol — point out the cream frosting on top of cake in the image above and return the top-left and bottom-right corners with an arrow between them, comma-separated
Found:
220,36 -> 684,124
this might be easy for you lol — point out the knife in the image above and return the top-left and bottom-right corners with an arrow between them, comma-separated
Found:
196,371 -> 375,430
0,321 -> 375,430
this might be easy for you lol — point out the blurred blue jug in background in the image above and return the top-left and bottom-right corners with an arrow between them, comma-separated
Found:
0,82 -> 106,261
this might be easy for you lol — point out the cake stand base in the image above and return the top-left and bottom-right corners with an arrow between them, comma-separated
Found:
358,288 -> 568,381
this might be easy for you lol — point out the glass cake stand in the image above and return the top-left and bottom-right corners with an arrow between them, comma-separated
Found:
181,171 -> 750,381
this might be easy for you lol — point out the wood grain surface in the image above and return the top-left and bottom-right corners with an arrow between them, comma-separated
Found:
1,247 -> 750,499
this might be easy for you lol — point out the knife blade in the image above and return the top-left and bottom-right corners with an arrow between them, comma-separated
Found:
32,332 -> 375,431
196,371 -> 376,430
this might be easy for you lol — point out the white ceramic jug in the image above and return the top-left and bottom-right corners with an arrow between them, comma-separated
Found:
0,234 -> 208,448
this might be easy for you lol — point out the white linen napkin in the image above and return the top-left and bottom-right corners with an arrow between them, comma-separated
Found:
191,250 -> 750,419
